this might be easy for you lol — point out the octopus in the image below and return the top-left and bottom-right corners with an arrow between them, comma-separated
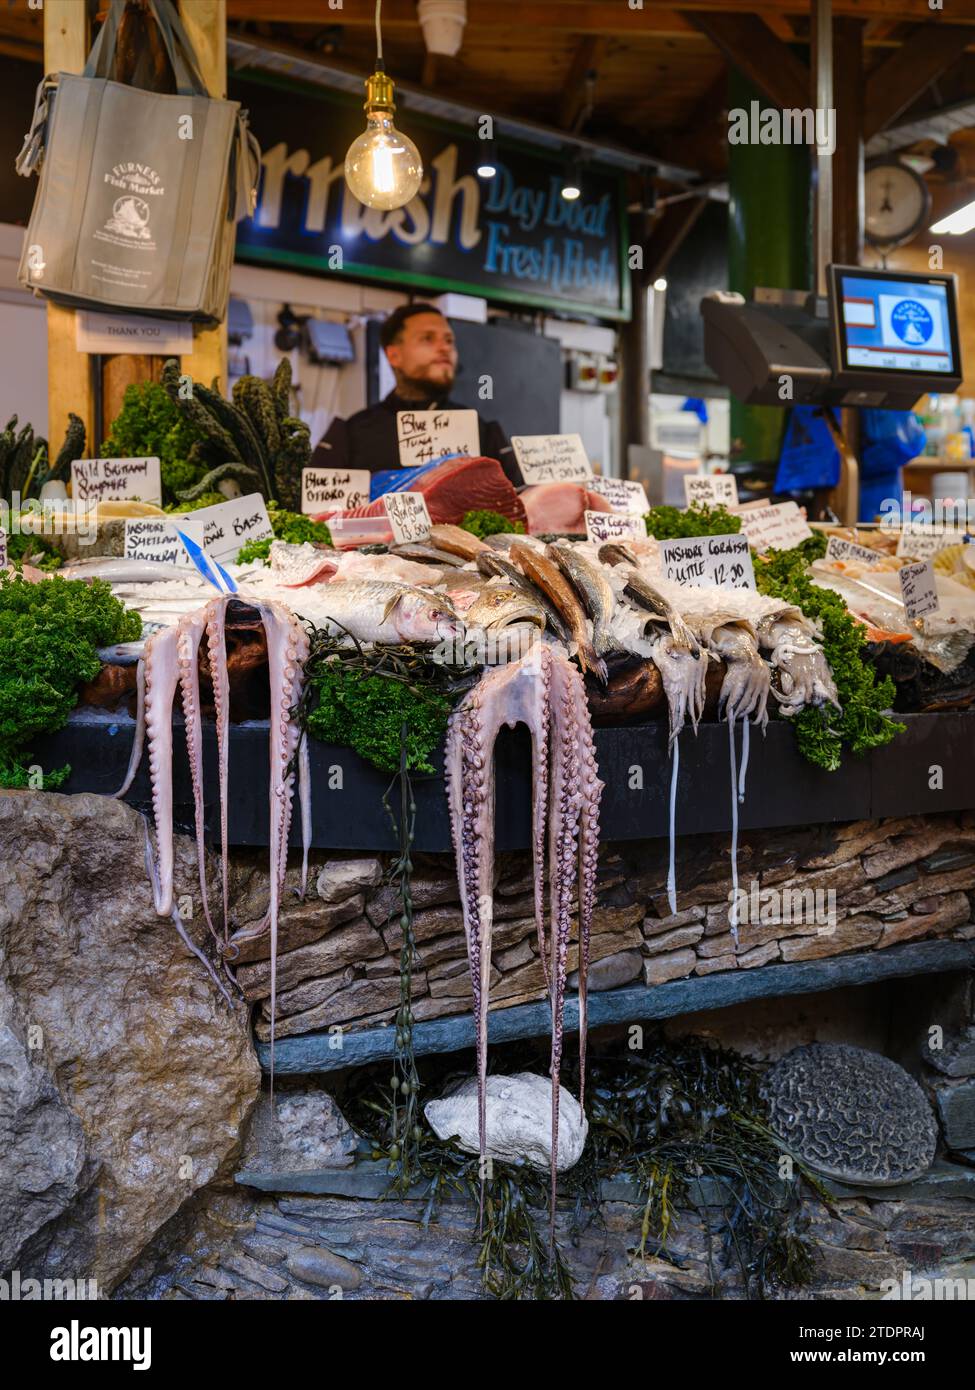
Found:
445,644 -> 604,1245
116,595 -> 311,1084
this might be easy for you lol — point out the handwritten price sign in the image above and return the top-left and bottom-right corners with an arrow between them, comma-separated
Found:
396,410 -> 480,468
510,434 -> 592,485
661,533 -> 756,590
385,491 -> 432,544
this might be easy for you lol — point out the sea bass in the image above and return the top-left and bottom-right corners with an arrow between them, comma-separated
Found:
312,581 -> 464,645
476,551 -> 570,641
509,541 -> 607,683
464,585 -> 547,631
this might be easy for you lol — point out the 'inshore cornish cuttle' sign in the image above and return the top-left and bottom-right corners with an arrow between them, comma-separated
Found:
232,74 -> 629,321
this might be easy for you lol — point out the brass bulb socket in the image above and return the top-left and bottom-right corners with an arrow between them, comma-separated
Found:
364,70 -> 396,114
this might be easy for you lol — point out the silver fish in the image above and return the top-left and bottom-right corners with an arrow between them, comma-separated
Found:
312,580 -> 464,645
548,543 -> 623,657
61,557 -> 192,583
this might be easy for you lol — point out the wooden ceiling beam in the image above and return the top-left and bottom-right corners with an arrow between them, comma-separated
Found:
682,12 -> 809,111
559,35 -> 606,131
224,0 -> 975,32
863,24 -> 972,137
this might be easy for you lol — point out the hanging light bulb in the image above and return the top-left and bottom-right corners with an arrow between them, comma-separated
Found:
476,136 -> 498,180
561,155 -> 582,202
344,2 -> 423,211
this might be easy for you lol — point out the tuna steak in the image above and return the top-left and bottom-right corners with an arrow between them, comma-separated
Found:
318,456 -> 527,529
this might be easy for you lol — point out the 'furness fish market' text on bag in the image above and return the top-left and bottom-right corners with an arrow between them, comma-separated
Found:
15,0 -> 260,324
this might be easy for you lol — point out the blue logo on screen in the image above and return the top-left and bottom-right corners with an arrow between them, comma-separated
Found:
891,299 -> 934,346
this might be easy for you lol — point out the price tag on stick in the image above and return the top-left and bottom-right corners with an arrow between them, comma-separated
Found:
385,491 -> 432,544
71,456 -> 162,505
396,410 -> 479,468
510,434 -> 592,484
735,501 -> 812,552
586,477 -> 649,514
661,533 -> 756,590
825,536 -> 882,566
584,511 -> 646,545
899,560 -> 940,621
683,473 -> 739,508
124,516 -> 203,567
301,467 -> 371,513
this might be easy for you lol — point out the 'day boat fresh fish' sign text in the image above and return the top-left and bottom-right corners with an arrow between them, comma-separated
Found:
233,75 -> 627,320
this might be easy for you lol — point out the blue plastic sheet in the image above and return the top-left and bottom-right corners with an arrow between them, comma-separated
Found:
775,406 -> 840,492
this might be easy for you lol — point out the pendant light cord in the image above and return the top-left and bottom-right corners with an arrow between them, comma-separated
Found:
375,0 -> 384,68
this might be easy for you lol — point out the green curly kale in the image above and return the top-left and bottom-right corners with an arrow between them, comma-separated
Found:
460,509 -> 525,540
754,536 -> 904,772
305,668 -> 451,774
236,504 -> 333,564
0,574 -> 141,787
102,381 -> 207,506
644,503 -> 742,539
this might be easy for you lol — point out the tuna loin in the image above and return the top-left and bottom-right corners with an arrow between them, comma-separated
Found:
319,456 -> 527,530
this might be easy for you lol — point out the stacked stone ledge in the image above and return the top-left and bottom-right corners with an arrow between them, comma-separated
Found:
229,812 -> 975,1042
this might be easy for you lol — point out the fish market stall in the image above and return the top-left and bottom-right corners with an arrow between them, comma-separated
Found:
6,0 -> 975,1319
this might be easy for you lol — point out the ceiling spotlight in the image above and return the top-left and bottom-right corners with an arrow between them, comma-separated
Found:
561,156 -> 582,201
476,136 -> 498,179
653,277 -> 668,292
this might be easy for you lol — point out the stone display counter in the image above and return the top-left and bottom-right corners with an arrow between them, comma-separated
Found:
231,812 -> 975,1051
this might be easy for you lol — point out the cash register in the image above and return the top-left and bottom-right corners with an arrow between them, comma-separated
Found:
701,265 -> 962,410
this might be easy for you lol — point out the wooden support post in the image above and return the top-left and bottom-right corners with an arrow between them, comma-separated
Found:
44,0 -> 94,451
178,0 -> 228,392
832,17 -> 864,268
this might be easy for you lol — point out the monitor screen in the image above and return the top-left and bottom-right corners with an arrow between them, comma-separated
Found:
835,271 -> 956,376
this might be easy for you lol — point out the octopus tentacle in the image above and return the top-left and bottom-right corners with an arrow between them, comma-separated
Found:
258,599 -> 311,1091
447,645 -> 602,1249
177,606 -> 219,945
204,599 -> 232,942
114,656 -> 145,798
143,625 -> 181,917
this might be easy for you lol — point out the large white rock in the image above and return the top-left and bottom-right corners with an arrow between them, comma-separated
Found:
425,1072 -> 588,1171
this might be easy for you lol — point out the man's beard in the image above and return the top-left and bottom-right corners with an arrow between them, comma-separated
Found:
395,365 -> 455,399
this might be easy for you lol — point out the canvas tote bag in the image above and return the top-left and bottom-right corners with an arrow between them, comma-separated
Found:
16,0 -> 260,323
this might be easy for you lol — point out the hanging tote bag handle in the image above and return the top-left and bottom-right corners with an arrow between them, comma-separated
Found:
83,0 -> 208,98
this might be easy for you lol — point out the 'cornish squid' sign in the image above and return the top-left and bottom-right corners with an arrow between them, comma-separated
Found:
232,74 -> 628,321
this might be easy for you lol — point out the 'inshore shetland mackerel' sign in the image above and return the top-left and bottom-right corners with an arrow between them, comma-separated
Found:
232,74 -> 628,320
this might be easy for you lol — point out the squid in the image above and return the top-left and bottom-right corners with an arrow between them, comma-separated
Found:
445,644 -> 603,1247
687,614 -> 771,945
120,595 -> 312,1085
756,612 -> 840,717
